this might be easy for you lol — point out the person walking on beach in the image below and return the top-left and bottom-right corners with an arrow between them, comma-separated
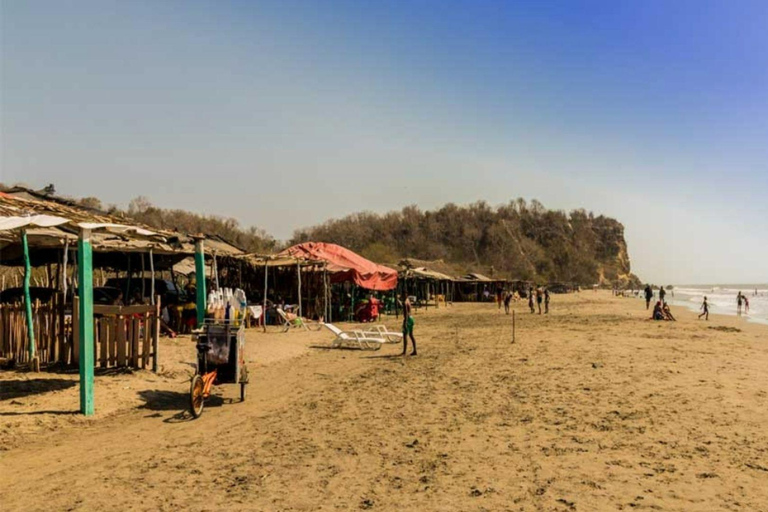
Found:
401,294 -> 417,356
496,285 -> 504,310
698,296 -> 709,320
503,291 -> 512,315
644,285 -> 653,310
737,292 -> 743,315
544,288 -> 550,314
659,286 -> 666,303
528,287 -> 535,314
744,295 -> 750,314
536,287 -> 543,314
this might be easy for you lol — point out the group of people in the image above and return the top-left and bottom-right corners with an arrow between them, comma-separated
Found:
737,291 -> 750,315
651,300 -> 676,321
644,284 -> 676,321
527,286 -> 550,315
493,286 -> 551,315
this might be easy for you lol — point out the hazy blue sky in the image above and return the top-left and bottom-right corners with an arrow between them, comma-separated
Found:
2,0 -> 767,284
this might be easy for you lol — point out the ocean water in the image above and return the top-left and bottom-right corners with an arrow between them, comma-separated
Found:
664,284 -> 768,325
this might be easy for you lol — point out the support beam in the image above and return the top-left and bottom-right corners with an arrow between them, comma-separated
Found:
262,261 -> 268,333
78,229 -> 95,416
297,262 -> 302,318
149,249 -> 155,306
21,229 -> 38,371
194,237 -> 207,327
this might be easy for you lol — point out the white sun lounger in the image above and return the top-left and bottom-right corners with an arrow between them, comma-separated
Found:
322,323 -> 385,350
363,325 -> 402,344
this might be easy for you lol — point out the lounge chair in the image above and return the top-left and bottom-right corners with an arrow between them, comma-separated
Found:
363,325 -> 403,344
322,323 -> 384,350
276,308 -> 322,332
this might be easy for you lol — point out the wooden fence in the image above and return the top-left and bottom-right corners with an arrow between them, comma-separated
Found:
0,296 -> 159,371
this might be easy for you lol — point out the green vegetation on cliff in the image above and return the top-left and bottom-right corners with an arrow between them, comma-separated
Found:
292,199 -> 640,286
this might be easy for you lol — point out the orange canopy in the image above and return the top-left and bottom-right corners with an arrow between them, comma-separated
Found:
278,242 -> 398,291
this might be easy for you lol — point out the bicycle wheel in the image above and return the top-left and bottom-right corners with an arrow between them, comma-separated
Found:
190,374 -> 205,418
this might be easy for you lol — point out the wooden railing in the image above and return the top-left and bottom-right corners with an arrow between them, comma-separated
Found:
0,296 -> 159,371
0,294 -> 68,366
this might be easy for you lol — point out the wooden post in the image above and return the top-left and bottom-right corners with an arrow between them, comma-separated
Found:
194,237 -> 206,327
297,261 -> 302,318
78,229 -> 95,416
149,249 -> 155,306
212,251 -> 219,291
153,295 -> 160,372
512,309 -> 516,344
262,260 -> 268,333
141,252 -> 146,300
21,229 -> 39,371
323,265 -> 328,322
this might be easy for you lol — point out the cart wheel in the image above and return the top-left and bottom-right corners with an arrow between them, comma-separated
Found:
190,374 -> 205,418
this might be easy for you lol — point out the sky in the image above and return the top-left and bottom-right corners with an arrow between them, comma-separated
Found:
2,0 -> 767,284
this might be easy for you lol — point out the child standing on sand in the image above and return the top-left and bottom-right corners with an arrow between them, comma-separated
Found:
698,296 -> 709,320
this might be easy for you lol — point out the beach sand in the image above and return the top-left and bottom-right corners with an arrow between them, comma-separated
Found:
1,291 -> 767,511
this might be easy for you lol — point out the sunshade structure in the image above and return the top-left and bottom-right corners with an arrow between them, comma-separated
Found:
0,190 -> 244,269
279,242 -> 398,291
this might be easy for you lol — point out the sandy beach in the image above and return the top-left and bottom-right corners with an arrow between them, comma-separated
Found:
1,291 -> 767,511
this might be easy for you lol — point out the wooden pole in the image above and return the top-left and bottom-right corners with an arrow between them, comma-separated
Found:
152,295 -> 160,372
78,228 -> 95,415
323,264 -> 328,322
212,251 -> 220,291
297,261 -> 302,318
141,251 -> 146,300
194,238 -> 206,327
512,309 -> 516,344
262,260 -> 268,333
21,229 -> 39,370
149,249 -> 155,306
62,243 -> 69,299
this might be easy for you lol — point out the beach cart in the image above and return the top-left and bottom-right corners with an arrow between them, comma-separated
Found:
189,316 -> 249,418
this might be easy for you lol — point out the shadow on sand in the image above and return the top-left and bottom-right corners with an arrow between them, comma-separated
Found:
0,378 -> 78,401
137,389 -> 226,423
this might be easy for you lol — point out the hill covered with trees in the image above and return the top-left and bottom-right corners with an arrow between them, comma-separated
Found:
291,199 -> 641,287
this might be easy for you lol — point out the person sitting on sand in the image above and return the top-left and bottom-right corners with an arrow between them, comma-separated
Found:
662,302 -> 676,321
698,296 -> 709,321
651,301 -> 665,321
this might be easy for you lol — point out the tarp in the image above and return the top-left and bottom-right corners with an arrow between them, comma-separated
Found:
278,242 -> 398,291
0,215 -> 70,231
